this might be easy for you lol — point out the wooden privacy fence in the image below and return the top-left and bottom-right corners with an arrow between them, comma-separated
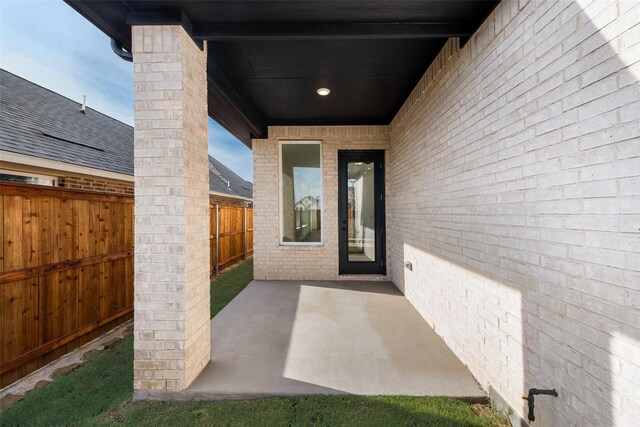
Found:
210,204 -> 253,275
0,183 -> 134,387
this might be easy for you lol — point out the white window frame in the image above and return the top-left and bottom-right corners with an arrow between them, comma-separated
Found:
279,140 -> 323,246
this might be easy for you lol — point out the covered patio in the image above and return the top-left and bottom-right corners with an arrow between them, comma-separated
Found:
63,0 -> 640,425
136,279 -> 483,400
62,0 -> 500,399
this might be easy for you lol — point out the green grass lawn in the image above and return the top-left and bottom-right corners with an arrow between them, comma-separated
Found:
210,260 -> 254,318
1,259 -> 508,427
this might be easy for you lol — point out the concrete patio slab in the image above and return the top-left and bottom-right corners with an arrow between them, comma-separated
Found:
138,280 -> 485,400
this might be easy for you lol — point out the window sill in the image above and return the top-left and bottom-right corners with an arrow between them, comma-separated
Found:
278,243 -> 324,249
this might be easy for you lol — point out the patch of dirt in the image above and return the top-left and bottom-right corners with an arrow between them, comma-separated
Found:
101,337 -> 122,350
83,348 -> 102,359
471,403 -> 511,427
51,363 -> 82,380
0,394 -> 24,411
34,380 -> 51,390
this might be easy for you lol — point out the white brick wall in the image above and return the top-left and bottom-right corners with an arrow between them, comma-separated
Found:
252,126 -> 390,280
132,25 -> 210,392
389,1 -> 639,425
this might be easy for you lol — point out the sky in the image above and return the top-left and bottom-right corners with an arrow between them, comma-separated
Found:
0,0 -> 253,182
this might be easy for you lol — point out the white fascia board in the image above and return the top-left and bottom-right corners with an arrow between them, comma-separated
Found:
209,190 -> 253,202
0,150 -> 133,182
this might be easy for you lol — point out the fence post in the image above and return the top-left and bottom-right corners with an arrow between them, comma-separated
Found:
215,204 -> 219,276
243,205 -> 247,260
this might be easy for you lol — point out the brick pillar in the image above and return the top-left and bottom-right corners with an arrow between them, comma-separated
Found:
132,25 -> 210,393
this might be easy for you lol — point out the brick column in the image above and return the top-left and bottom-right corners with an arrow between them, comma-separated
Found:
132,25 -> 210,393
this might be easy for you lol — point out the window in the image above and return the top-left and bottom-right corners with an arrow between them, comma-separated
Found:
0,170 -> 57,186
280,141 -> 322,244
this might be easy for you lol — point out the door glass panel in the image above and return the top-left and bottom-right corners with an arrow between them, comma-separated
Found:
347,162 -> 375,262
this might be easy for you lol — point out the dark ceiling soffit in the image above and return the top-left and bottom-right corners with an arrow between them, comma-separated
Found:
126,11 -> 203,49
192,22 -> 475,41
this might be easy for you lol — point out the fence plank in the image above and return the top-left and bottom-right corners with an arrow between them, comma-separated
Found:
4,196 -> 23,271
21,197 -> 39,269
1,279 -> 39,362
78,200 -> 100,259
247,208 -> 254,255
39,269 -> 79,346
79,264 -> 101,327
99,260 -> 110,319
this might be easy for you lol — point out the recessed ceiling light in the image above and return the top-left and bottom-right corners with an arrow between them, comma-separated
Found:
316,87 -> 331,96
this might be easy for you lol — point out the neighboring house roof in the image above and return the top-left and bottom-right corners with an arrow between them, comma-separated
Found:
296,195 -> 319,208
208,156 -> 253,200
0,69 -> 134,176
0,69 -> 252,199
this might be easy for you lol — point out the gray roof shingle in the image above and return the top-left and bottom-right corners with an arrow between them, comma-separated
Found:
0,69 -> 252,199
208,156 -> 253,199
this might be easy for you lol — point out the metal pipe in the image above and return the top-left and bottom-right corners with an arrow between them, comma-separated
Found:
110,38 -> 133,62
522,388 -> 558,421
215,204 -> 219,276
79,95 -> 87,114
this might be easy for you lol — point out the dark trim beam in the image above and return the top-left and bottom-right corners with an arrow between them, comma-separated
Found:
208,92 -> 254,148
126,13 -> 476,41
192,22 -> 475,41
126,11 -> 203,49
126,11 -> 191,32
207,60 -> 267,145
